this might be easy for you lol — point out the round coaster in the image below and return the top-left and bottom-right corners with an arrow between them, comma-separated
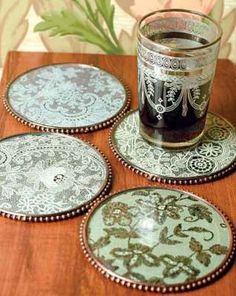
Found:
80,187 -> 236,293
0,133 -> 112,222
110,111 -> 236,184
4,64 -> 130,133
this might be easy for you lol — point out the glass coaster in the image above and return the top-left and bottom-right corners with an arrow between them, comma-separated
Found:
110,110 -> 236,184
0,133 -> 111,222
80,187 -> 236,293
4,64 -> 130,133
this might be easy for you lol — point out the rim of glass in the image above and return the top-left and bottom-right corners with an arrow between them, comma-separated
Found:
138,8 -> 223,51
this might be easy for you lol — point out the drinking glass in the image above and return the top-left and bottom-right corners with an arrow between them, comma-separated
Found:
137,9 -> 222,149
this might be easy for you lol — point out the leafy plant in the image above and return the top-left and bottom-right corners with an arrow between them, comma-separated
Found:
34,0 -> 124,54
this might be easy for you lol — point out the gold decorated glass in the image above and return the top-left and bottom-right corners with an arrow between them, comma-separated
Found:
138,9 -> 222,149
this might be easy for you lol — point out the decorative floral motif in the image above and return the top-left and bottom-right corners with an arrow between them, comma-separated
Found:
186,204 -> 213,223
7,64 -> 126,129
112,111 -> 236,179
111,243 -> 159,268
206,126 -> 230,141
187,156 -> 215,174
133,191 -> 182,224
0,133 -> 108,216
161,255 -> 200,280
102,202 -> 131,226
87,188 -> 231,286
197,142 -> 223,157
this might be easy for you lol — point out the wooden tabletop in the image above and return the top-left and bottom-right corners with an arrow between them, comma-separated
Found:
0,51 -> 235,296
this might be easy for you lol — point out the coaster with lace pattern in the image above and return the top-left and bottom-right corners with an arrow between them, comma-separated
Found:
0,133 -> 111,221
110,111 -> 236,184
4,64 -> 130,133
80,187 -> 236,293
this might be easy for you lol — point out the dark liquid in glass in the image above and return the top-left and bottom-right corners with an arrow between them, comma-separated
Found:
139,32 -> 211,148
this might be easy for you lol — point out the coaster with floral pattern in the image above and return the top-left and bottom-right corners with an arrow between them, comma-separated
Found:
110,110 -> 236,184
80,187 -> 236,293
0,133 -> 111,221
4,64 -> 130,133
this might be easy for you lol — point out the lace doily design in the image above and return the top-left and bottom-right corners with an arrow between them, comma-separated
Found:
0,133 -> 111,221
80,187 -> 236,293
110,111 -> 236,184
4,64 -> 130,133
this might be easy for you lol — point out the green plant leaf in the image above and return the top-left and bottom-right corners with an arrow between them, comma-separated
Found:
104,227 -> 139,239
95,0 -> 114,24
34,9 -> 123,54
74,0 -> 111,45
75,0 -> 122,52
196,252 -> 211,267
159,227 -> 181,245
189,237 -> 203,253
173,224 -> 189,238
96,0 -> 121,46
209,244 -> 228,255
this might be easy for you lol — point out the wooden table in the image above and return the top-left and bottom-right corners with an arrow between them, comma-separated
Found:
0,51 -> 235,296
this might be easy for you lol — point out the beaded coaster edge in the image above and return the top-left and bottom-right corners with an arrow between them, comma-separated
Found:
109,110 -> 236,185
79,186 -> 236,293
0,133 -> 112,222
3,63 -> 131,134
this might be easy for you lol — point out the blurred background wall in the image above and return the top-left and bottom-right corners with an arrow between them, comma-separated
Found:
0,0 -> 235,76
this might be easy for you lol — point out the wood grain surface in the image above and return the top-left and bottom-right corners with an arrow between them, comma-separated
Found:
0,51 -> 235,296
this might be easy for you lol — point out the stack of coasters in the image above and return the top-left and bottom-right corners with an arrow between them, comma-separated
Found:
4,64 -> 130,133
80,187 -> 236,293
0,133 -> 111,221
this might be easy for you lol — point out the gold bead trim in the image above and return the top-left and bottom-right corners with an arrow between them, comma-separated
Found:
109,110 -> 236,185
80,186 -> 236,293
0,134 -> 112,222
2,64 -> 131,134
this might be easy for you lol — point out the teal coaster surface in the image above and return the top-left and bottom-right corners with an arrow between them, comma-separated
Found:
0,133 -> 111,221
4,64 -> 130,133
110,111 -> 236,184
81,187 -> 236,293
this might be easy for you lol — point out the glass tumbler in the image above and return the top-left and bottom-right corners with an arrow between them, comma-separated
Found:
137,9 -> 222,149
